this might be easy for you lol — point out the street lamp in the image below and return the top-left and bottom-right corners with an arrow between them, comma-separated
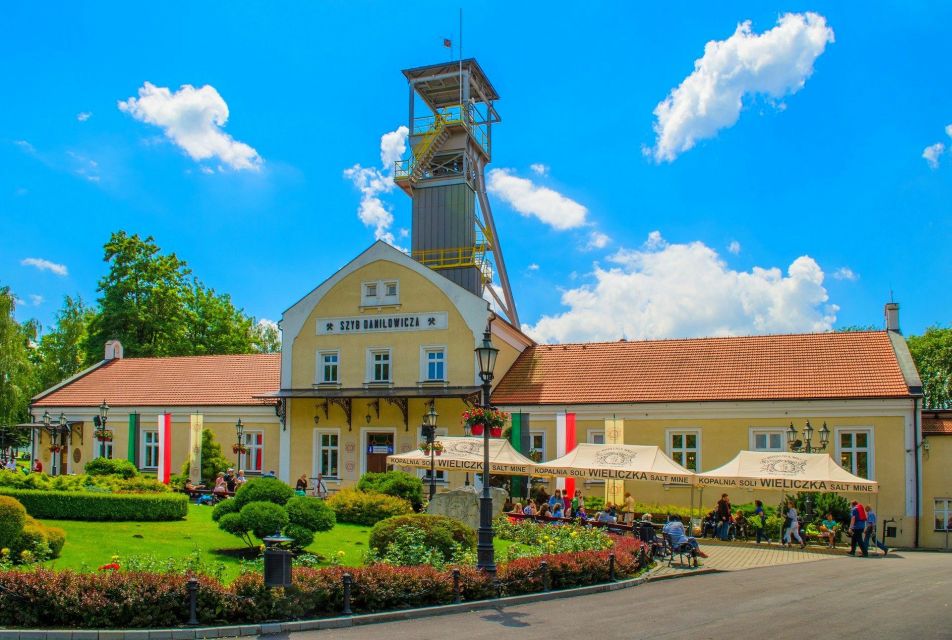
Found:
786,420 -> 831,522
234,418 -> 246,464
463,421 -> 472,486
421,404 -> 440,500
43,411 -> 68,475
474,326 -> 499,576
93,400 -> 110,458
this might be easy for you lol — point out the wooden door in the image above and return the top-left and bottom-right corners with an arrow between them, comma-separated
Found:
366,432 -> 394,473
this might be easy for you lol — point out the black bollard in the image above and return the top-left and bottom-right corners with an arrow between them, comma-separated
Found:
540,559 -> 549,592
342,573 -> 353,615
452,568 -> 461,604
609,552 -> 616,581
186,576 -> 199,626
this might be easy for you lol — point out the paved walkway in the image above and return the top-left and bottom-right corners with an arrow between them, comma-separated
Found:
287,552 -> 950,640
649,539 -> 846,578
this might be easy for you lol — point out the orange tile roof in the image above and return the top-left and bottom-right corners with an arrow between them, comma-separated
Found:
32,354 -> 280,408
923,411 -> 952,435
492,331 -> 913,405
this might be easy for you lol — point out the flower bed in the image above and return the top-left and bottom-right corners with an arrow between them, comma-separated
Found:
0,488 -> 188,521
0,538 -> 646,628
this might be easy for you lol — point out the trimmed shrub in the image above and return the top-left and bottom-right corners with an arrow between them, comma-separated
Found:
211,497 -> 239,521
233,477 -> 294,509
0,488 -> 188,521
240,501 -> 289,540
0,495 -> 27,548
217,512 -> 247,538
286,496 -> 336,532
369,514 -> 475,561
284,523 -> 315,549
84,458 -> 138,479
0,469 -> 168,493
357,471 -> 424,511
327,489 -> 412,526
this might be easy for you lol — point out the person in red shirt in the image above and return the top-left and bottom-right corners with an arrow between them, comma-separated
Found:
32,458 -> 43,473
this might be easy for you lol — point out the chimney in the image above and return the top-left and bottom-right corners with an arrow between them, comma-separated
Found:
105,340 -> 124,360
884,303 -> 900,333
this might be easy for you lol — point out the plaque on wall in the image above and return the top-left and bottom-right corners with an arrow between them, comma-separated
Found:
72,448 -> 82,463
345,462 -> 355,473
345,442 -> 355,454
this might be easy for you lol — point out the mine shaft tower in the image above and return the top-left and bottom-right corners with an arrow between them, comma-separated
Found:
394,59 -> 518,326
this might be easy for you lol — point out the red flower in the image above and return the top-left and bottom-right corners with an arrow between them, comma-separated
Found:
98,563 -> 120,571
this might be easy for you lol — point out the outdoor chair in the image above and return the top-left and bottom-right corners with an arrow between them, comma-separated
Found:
664,533 -> 698,568
639,522 -> 666,558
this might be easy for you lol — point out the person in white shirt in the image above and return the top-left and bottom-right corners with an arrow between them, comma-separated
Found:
783,500 -> 805,549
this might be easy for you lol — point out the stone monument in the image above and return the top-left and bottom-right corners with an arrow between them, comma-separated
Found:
427,485 -> 508,530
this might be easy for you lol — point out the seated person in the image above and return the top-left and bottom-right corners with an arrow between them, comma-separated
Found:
537,503 -> 551,518
596,507 -> 617,524
701,510 -> 718,538
183,478 -> 205,494
662,515 -> 708,558
212,473 -> 229,496
551,502 -> 565,519
523,501 -> 537,516
819,513 -> 839,548
576,505 -> 589,524
732,510 -> 748,539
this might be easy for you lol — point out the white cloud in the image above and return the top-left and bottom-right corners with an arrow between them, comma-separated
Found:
530,163 -> 549,176
21,257 -> 68,276
28,294 -> 43,306
728,240 -> 742,255
343,126 -> 409,247
118,82 -> 262,171
76,112 -> 92,122
67,150 -> 101,182
14,140 -> 36,154
525,231 -> 836,343
527,263 -> 540,272
922,142 -> 945,169
651,13 -> 834,162
585,231 -> 610,250
832,267 -> 858,281
487,168 -> 588,230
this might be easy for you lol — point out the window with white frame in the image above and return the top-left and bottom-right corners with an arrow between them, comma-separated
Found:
369,349 -> 391,383
142,430 -> 159,469
316,430 -> 340,479
419,426 -> 447,482
837,429 -> 873,479
588,430 -> 605,445
361,280 -> 399,306
750,428 -> 785,452
385,281 -> 398,298
240,431 -> 264,472
422,347 -> 446,382
668,430 -> 700,471
98,440 -> 114,459
317,350 -> 339,384
364,283 -> 377,300
935,499 -> 952,532
529,431 -> 547,461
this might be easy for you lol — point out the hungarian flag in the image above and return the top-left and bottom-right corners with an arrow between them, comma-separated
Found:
443,38 -> 452,48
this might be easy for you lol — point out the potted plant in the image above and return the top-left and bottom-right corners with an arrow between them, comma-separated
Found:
232,443 -> 249,455
462,407 -> 509,438
420,441 -> 445,456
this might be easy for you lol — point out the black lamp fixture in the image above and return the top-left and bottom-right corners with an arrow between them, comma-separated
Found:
474,326 -> 499,576
365,399 -> 380,425
421,403 -> 440,500
786,420 -> 830,453
93,399 -> 110,457
42,410 -> 68,475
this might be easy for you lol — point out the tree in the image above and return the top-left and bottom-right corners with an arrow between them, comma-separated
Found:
908,327 -> 952,409
252,319 -> 281,353
34,296 -> 95,391
181,280 -> 255,355
85,231 -> 191,363
0,287 -> 38,427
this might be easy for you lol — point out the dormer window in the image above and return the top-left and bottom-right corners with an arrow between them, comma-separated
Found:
361,280 -> 399,307
385,281 -> 398,297
365,283 -> 377,298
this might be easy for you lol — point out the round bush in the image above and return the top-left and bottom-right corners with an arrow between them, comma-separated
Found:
239,501 -> 289,540
43,525 -> 66,557
357,471 -> 424,511
284,523 -> 315,549
0,495 -> 27,548
211,498 -> 239,522
233,478 -> 294,509
369,514 -> 476,560
327,489 -> 412,526
84,458 -> 139,479
217,512 -> 247,537
286,496 -> 335,532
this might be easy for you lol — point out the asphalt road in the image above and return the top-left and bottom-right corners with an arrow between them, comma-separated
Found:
287,553 -> 952,640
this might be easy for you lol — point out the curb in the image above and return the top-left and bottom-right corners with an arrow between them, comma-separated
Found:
0,574 -> 650,640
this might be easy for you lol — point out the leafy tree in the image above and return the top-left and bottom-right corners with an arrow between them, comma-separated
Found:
34,296 -> 95,391
181,429 -> 232,484
252,319 -> 281,353
85,231 -> 191,362
181,280 -> 254,355
0,288 -> 38,427
908,326 -> 952,409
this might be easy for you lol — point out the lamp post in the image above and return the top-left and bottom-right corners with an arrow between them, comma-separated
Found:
93,400 -> 109,458
786,420 -> 831,522
234,418 -> 245,466
43,411 -> 68,475
463,421 -> 472,486
421,404 -> 439,500
474,327 -> 499,576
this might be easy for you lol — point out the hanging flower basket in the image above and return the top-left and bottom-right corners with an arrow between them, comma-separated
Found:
48,445 -> 61,454
461,407 -> 509,437
95,430 -> 114,443
420,441 -> 445,455
232,444 -> 248,455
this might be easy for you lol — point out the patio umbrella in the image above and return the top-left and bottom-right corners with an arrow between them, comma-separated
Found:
533,443 -> 695,484
696,450 -> 878,494
387,436 -> 537,476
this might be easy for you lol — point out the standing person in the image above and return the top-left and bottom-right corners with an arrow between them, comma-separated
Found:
716,494 -> 732,540
783,500 -> 805,548
752,500 -> 768,544
314,472 -> 328,499
848,500 -> 869,557
32,458 -> 43,473
295,473 -> 308,495
234,470 -> 247,488
548,489 -> 561,512
863,504 -> 888,555
570,491 -> 580,517
622,492 -> 635,525
224,468 -> 236,492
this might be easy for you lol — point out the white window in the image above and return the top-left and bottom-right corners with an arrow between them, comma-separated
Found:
667,430 -> 700,471
241,431 -> 264,473
142,430 -> 159,469
588,430 -> 606,445
317,350 -> 339,384
98,440 -> 114,459
935,499 -> 952,532
419,426 -> 448,483
836,428 -> 873,479
361,280 -> 399,306
529,431 -> 547,461
365,283 -> 377,298
750,428 -> 785,452
385,281 -> 398,298
316,430 -> 340,479
422,347 -> 446,381
369,349 -> 391,383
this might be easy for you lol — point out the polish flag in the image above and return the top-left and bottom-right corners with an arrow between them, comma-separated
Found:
157,413 -> 172,484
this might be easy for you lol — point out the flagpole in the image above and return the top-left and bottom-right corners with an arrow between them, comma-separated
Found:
459,7 -> 463,114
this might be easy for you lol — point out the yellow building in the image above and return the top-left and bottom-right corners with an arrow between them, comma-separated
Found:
921,410 -> 952,550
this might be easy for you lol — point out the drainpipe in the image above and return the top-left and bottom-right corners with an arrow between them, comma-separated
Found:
914,396 -> 920,549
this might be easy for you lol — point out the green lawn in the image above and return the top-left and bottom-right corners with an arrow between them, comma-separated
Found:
39,504 -> 522,581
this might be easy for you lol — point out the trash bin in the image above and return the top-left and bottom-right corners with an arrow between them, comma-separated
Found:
262,533 -> 293,588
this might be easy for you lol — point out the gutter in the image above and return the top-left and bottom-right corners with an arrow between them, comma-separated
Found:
914,395 -> 921,548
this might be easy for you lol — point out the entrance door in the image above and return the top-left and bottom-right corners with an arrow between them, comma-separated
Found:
366,432 -> 394,473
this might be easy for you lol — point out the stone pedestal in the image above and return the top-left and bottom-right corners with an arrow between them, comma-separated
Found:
427,485 -> 508,530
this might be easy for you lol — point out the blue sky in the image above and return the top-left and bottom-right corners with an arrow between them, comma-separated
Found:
2,2 -> 950,342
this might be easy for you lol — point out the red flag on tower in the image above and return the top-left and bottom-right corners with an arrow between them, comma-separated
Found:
443,38 -> 452,48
